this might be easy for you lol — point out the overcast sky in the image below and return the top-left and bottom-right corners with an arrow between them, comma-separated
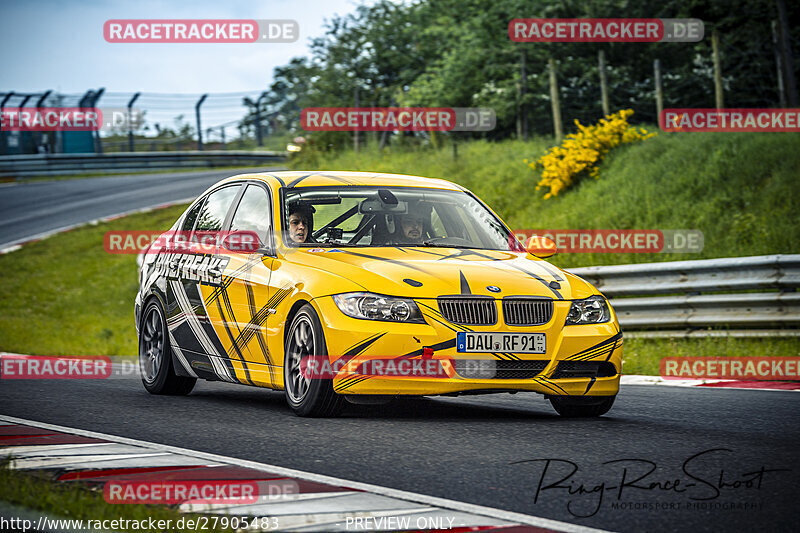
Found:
0,0 -> 368,94
0,0 -> 373,137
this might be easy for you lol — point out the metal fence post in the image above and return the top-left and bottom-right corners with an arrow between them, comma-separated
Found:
91,88 -> 105,154
195,94 -> 208,150
127,92 -> 140,152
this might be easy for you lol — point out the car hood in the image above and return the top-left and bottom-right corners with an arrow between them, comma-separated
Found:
286,247 -> 597,301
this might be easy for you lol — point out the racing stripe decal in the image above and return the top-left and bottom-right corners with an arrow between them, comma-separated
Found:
265,173 -> 286,187
335,375 -> 371,392
286,173 -> 317,187
168,330 -> 198,378
243,276 -> 272,367
565,332 -> 622,361
507,263 -> 563,299
213,295 -> 254,385
232,286 -> 293,350
184,282 -> 229,357
286,172 -> 352,188
459,271 -> 472,295
205,256 -> 262,305
606,338 -> 623,362
333,250 -> 432,275
533,260 -> 565,281
533,376 -> 568,395
171,280 -> 235,382
332,332 -> 389,378
343,332 -> 387,357
584,377 -> 597,394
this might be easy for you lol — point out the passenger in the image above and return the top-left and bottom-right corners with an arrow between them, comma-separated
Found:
395,203 -> 429,244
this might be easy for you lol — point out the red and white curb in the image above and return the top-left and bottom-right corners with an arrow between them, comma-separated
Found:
0,415 -> 608,533
0,198 -> 195,255
621,374 -> 800,390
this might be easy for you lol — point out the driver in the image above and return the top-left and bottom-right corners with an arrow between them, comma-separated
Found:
287,203 -> 314,244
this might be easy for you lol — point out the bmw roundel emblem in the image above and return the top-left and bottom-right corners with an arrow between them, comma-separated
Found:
487,285 -> 501,293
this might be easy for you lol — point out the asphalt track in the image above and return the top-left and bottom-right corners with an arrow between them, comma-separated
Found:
0,168 -> 283,249
0,376 -> 797,532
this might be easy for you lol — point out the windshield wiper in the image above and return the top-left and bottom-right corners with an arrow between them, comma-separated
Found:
420,240 -> 472,249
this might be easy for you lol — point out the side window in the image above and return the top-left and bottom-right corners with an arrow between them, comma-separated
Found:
194,185 -> 241,232
230,184 -> 272,246
181,202 -> 203,232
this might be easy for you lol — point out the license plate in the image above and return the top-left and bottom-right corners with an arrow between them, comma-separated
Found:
456,332 -> 546,354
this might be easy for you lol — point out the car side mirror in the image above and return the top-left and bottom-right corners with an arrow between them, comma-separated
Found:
525,235 -> 557,259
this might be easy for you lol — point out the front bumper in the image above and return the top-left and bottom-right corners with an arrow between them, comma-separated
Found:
313,296 -> 623,397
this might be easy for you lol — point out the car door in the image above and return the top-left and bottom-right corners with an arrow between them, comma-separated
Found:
204,182 -> 277,388
167,184 -> 242,382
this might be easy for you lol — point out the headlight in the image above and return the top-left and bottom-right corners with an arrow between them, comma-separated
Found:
566,295 -> 610,325
333,292 -> 425,323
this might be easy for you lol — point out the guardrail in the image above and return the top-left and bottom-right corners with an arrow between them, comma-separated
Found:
568,254 -> 800,338
0,151 -> 288,178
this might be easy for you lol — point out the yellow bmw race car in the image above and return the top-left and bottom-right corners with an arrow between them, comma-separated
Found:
135,171 -> 622,417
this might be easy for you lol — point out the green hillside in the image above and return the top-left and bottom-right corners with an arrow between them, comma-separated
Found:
290,132 -> 800,269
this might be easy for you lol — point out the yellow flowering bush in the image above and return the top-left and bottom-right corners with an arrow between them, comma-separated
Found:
526,109 -> 656,199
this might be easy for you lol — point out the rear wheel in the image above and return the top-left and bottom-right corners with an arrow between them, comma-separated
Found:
284,304 -> 344,417
549,395 -> 615,417
139,299 -> 196,395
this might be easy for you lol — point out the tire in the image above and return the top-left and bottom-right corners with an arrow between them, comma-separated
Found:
283,304 -> 344,417
549,395 -> 615,418
139,299 -> 196,395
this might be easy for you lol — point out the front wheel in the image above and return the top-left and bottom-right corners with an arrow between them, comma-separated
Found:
139,299 -> 196,395
549,395 -> 615,417
284,304 -> 344,417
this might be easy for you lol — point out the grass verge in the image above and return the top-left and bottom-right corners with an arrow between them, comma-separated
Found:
0,204 -> 187,356
620,337 -> 800,376
0,461 -> 232,532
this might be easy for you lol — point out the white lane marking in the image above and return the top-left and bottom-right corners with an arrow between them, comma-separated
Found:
10,453 -> 169,469
179,491 -> 357,513
1,443 -> 147,458
0,443 -> 114,454
0,414 -> 609,533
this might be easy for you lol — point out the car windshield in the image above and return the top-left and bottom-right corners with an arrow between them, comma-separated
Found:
282,186 -> 524,251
